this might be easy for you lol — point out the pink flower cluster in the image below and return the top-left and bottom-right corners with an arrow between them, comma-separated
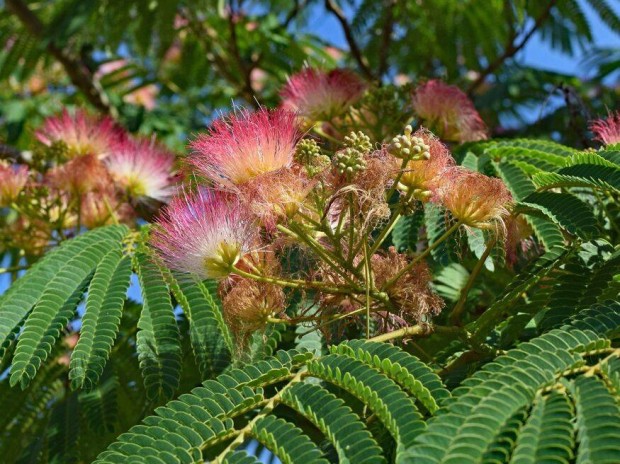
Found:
280,68 -> 366,121
154,107 -> 304,280
412,80 -> 488,143
590,111 -> 620,146
37,110 -> 176,205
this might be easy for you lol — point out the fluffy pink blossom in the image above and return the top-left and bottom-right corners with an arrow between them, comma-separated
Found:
36,109 -> 124,159
412,80 -> 488,143
0,161 -> 28,206
105,138 -> 176,203
151,189 -> 257,279
439,167 -> 513,230
590,111 -> 620,146
280,68 -> 366,120
397,128 -> 455,199
190,108 -> 301,186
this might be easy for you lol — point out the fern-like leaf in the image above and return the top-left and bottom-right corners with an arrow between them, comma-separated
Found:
134,252 -> 182,403
70,251 -> 132,390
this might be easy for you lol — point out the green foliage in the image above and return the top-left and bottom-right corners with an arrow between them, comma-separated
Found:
85,304 -> 620,464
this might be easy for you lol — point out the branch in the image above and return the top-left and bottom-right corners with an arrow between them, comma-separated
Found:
6,0 -> 111,114
0,143 -> 24,162
377,0 -> 397,78
324,0 -> 375,81
227,4 -> 259,108
467,0 -> 557,95
181,8 -> 258,106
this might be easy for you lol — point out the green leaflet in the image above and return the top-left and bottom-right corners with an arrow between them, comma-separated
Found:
509,392 -> 574,464
0,225 -> 128,362
333,340 -> 450,413
572,376 -> 620,464
164,270 -> 232,378
251,416 -> 329,464
70,251 -> 132,390
517,191 -> 599,239
281,382 -> 385,464
134,252 -> 182,403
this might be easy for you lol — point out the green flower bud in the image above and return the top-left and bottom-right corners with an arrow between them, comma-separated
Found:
343,131 -> 373,153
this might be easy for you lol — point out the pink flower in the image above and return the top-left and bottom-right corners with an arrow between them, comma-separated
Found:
590,111 -> 620,146
45,154 -> 111,196
105,138 -> 176,203
439,167 -> 513,230
189,108 -> 301,186
412,80 -> 488,143
280,68 -> 366,121
151,189 -> 257,279
36,109 -> 125,159
396,128 -> 455,199
239,169 -> 315,228
0,161 -> 28,206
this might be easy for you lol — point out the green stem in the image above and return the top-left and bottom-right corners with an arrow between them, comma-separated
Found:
278,223 -> 363,286
384,158 -> 408,203
0,264 -> 29,274
231,266 -> 351,295
369,324 -> 426,342
382,220 -> 463,290
449,238 -> 496,324
212,370 -> 306,463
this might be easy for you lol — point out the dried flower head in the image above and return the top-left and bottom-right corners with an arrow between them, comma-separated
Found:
222,278 -> 285,333
372,248 -> 444,322
190,108 -> 301,186
590,111 -> 620,146
397,128 -> 455,200
35,109 -> 124,159
106,138 -> 176,202
280,68 -> 366,121
412,80 -> 488,143
151,189 -> 256,279
240,169 -> 314,228
80,192 -> 127,229
45,154 -> 111,196
440,168 -> 513,229
0,161 -> 28,206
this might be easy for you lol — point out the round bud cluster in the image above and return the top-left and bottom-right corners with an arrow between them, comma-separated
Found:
334,147 -> 367,176
294,138 -> 330,176
344,131 -> 372,153
294,138 -> 321,164
48,140 -> 70,162
388,125 -> 430,160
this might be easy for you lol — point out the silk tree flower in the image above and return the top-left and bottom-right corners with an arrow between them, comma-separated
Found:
590,111 -> 620,146
240,169 -> 315,228
280,68 -> 366,121
151,189 -> 257,279
46,154 -> 111,196
190,108 -> 301,187
222,278 -> 285,334
439,167 -> 513,230
412,80 -> 488,143
105,138 -> 176,203
396,128 -> 455,200
36,109 -> 124,159
372,248 -> 444,322
0,161 -> 28,206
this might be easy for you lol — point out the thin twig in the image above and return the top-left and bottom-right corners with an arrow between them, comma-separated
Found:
377,0 -> 397,78
449,238 -> 497,325
324,0 -> 375,81
467,0 -> 557,95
